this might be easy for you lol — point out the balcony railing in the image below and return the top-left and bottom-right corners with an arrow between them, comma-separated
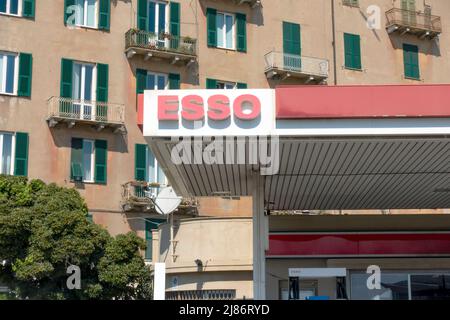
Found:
264,51 -> 329,82
386,8 -> 442,38
166,290 -> 237,300
121,181 -> 198,214
125,29 -> 197,63
47,97 -> 125,132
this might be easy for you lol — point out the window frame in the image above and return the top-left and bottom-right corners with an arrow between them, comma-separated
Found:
216,80 -> 237,89
147,0 -> 169,34
73,0 -> 99,29
0,0 -> 22,17
146,71 -> 168,90
72,61 -> 97,119
216,11 -> 236,50
146,145 -> 166,185
0,51 -> 19,96
82,139 -> 95,183
0,132 -> 15,176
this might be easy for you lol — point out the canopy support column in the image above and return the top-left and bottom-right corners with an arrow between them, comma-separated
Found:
252,170 -> 268,300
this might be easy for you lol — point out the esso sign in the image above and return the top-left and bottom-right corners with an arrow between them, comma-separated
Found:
158,94 -> 261,122
144,89 -> 275,137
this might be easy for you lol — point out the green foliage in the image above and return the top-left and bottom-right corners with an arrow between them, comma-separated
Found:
0,175 -> 152,300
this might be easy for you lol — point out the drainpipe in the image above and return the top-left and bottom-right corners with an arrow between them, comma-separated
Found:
331,0 -> 338,85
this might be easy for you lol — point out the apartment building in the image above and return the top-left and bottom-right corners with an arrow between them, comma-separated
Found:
1,0 -> 449,299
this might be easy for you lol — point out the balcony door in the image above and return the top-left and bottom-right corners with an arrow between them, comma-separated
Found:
147,0 -> 168,49
401,0 -> 416,26
72,62 -> 96,121
283,22 -> 301,71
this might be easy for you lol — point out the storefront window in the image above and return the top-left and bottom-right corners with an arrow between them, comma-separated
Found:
350,273 -> 409,300
411,275 -> 450,300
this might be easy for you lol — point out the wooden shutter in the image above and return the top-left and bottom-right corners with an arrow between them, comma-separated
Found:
18,53 -> 32,97
169,73 -> 180,89
94,140 -> 107,184
236,13 -> 247,52
137,0 -> 147,30
136,69 -> 147,94
344,33 -> 361,70
99,0 -> 110,30
283,22 -> 301,56
22,0 -> 35,18
237,83 -> 247,89
96,63 -> 108,102
14,132 -> 29,177
64,0 -> 75,25
60,58 -> 73,98
403,44 -> 420,79
170,1 -> 180,49
206,78 -> 217,89
135,144 -> 147,181
206,8 -> 217,47
70,138 -> 83,180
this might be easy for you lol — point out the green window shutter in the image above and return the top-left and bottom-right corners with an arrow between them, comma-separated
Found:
168,73 -> 180,89
344,33 -> 361,70
136,68 -> 147,94
60,58 -> 73,98
70,138 -> 83,181
206,8 -> 217,47
236,13 -> 247,52
206,78 -> 217,89
22,0 -> 35,18
137,0 -> 147,30
14,132 -> 29,177
98,0 -> 110,31
87,213 -> 93,223
0,0 -> 6,12
403,44 -> 420,79
96,63 -> 109,102
18,53 -> 32,97
64,0 -> 75,26
237,82 -> 247,89
170,2 -> 180,37
94,140 -> 107,184
135,144 -> 147,181
145,220 -> 153,260
283,22 -> 301,56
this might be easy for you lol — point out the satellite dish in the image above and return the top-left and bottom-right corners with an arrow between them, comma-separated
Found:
154,187 -> 182,215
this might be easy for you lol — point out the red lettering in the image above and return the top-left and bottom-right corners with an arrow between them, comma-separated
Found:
181,95 -> 205,121
233,94 -> 261,120
207,95 -> 231,121
158,95 -> 179,121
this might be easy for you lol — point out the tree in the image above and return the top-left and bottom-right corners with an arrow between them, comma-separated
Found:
0,175 -> 152,300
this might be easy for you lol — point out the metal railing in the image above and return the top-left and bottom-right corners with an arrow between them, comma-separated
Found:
166,290 -> 236,300
125,29 -> 197,56
48,97 -> 125,125
264,51 -> 329,78
121,181 -> 198,211
386,8 -> 442,33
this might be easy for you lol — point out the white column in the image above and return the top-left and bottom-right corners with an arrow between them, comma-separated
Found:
153,262 -> 166,300
252,170 -> 267,300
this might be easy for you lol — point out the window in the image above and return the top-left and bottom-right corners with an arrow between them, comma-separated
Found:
72,62 -> 96,119
206,78 -> 247,89
64,0 -> 109,30
136,69 -> 179,93
207,8 -> 246,52
71,138 -> 107,184
144,218 -> 165,261
283,22 -> 301,70
344,33 -> 362,70
73,0 -> 97,28
0,131 -> 28,177
0,0 -> 20,15
0,52 -> 18,95
0,132 -> 14,175
147,0 -> 167,34
135,144 -> 166,186
343,0 -> 359,7
217,12 -> 235,49
350,271 -> 450,300
403,43 -> 420,80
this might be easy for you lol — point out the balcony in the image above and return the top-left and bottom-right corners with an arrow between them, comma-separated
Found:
47,97 -> 126,133
264,51 -> 329,84
121,181 -> 198,214
386,8 -> 442,39
125,29 -> 197,65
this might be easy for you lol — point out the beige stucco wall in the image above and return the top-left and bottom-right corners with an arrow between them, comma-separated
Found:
153,217 -> 253,298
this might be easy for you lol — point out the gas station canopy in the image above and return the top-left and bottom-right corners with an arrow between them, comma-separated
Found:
139,85 -> 450,211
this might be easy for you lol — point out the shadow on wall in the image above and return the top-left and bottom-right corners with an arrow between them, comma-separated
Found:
388,34 -> 441,57
198,1 -> 264,27
48,126 -> 129,154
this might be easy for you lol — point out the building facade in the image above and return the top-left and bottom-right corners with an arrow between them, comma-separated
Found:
1,0 -> 449,299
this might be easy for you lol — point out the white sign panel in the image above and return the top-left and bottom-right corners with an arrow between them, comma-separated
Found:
289,268 -> 347,278
143,89 -> 275,137
154,262 -> 166,300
